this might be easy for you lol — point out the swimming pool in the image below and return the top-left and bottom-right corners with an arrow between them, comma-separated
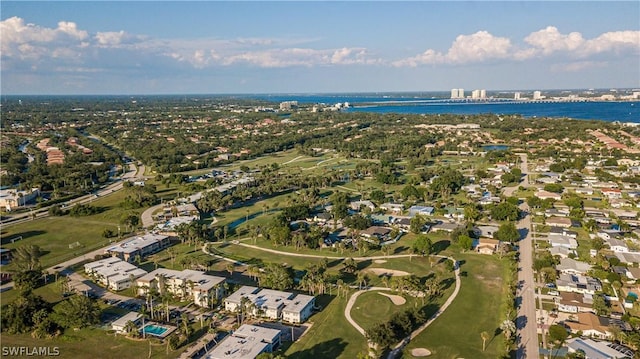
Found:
142,324 -> 168,336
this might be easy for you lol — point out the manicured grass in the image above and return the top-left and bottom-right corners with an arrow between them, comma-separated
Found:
350,291 -> 421,331
0,327 -> 178,359
405,253 -> 510,359
1,191 -> 143,268
1,277 -> 64,307
285,294 -> 366,359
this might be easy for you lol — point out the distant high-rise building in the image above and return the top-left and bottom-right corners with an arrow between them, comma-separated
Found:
533,91 -> 542,100
471,89 -> 486,99
451,88 -> 465,99
514,92 -> 521,100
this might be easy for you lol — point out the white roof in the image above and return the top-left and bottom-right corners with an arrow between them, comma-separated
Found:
205,324 -> 280,359
225,286 -> 314,313
137,268 -> 224,291
112,311 -> 141,329
84,257 -> 147,280
105,233 -> 168,254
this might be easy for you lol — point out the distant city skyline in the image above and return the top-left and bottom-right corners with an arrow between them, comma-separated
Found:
1,1 -> 639,95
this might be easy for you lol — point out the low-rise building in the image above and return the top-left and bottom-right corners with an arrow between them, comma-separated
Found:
557,292 -> 593,313
0,188 -> 40,211
556,258 -> 592,276
105,233 -> 171,262
548,246 -> 577,259
111,312 -> 142,334
380,203 -> 404,213
84,257 -> 148,291
224,286 -> 315,324
475,238 -> 500,255
408,206 -> 434,217
605,238 -> 629,253
137,268 -> 225,307
546,216 -> 572,228
557,273 -> 602,295
566,338 -> 635,359
205,324 -> 281,359
548,235 -> 578,249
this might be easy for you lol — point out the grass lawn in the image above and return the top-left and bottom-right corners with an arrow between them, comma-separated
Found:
0,278 -> 64,307
285,293 -> 366,359
350,291 -> 421,331
0,191 -> 144,269
0,327 -> 179,359
405,253 -> 510,359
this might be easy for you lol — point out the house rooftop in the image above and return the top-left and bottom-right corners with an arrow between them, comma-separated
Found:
105,233 -> 168,254
205,324 -> 280,359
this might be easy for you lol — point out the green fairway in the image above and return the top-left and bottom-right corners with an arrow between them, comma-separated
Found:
285,294 -> 367,359
405,253 -> 510,358
350,291 -> 419,330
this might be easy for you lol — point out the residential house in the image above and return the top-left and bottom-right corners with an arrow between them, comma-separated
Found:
548,236 -> 578,250
625,267 -> 640,281
549,227 -> 578,238
84,257 -> 148,291
545,208 -> 570,217
137,268 -> 225,307
205,324 -> 281,359
361,226 -> 392,243
350,200 -> 376,212
546,216 -> 572,228
597,229 -> 623,241
535,190 -> 562,201
224,286 -> 315,324
564,313 -> 611,339
557,273 -> 602,295
105,233 -> 171,263
574,188 -> 594,196
379,203 -> 404,214
605,238 -> 629,253
474,225 -> 500,239
615,251 -> 640,265
557,292 -> 594,313
408,206 -> 434,217
430,222 -> 463,233
556,258 -> 592,276
475,238 -> 501,255
548,246 -> 577,259
601,188 -> 623,199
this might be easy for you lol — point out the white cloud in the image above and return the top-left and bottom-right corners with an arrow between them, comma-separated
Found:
394,27 -> 640,67
393,31 -> 512,66
524,26 -> 584,55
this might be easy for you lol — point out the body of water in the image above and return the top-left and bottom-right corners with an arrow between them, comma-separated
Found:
248,94 -> 640,122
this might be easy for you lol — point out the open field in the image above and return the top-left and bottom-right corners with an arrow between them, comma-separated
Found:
405,253 -> 510,358
0,191 -> 144,269
0,327 -> 178,359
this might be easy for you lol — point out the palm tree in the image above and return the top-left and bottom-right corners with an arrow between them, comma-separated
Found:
500,319 -> 516,341
140,305 -> 149,339
356,271 -> 368,290
124,320 -> 139,338
481,331 -> 490,351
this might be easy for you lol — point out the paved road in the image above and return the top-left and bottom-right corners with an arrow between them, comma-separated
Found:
503,153 -> 539,358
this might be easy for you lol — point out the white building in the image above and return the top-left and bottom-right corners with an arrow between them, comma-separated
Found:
533,91 -> 543,100
450,88 -> 465,99
224,286 -> 315,324
111,312 -> 142,334
471,89 -> 486,99
84,257 -> 148,291
514,92 -> 521,100
105,233 -> 170,263
205,324 -> 281,359
137,269 -> 225,307
0,188 -> 40,211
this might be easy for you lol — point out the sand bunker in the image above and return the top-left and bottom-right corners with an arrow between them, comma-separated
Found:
374,259 -> 387,264
367,268 -> 410,277
411,348 -> 431,357
378,292 -> 407,305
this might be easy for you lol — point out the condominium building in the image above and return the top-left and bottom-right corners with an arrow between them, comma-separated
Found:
136,268 -> 225,307
205,324 -> 281,359
224,286 -> 315,324
0,188 -> 40,211
84,257 -> 148,291
105,233 -> 171,262
450,88 -> 465,99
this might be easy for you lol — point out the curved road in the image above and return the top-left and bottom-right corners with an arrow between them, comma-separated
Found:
209,242 -> 462,358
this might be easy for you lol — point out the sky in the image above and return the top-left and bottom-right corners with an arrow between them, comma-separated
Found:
1,1 -> 639,95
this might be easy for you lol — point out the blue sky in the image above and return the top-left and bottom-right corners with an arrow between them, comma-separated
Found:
2,1 -> 639,94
